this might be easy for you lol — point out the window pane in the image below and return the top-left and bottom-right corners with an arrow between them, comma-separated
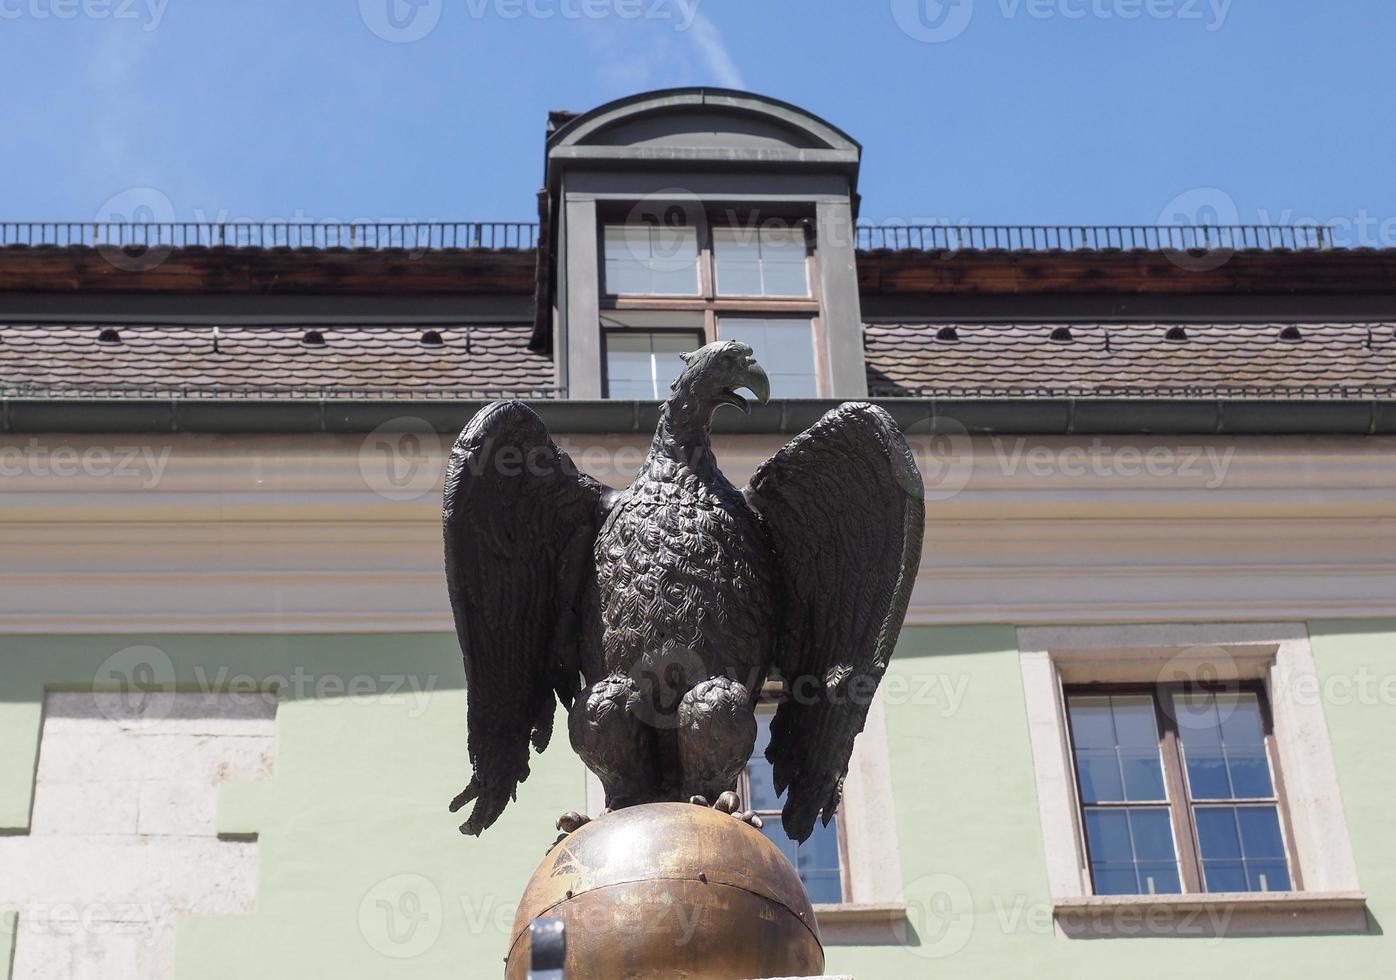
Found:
605,331 -> 699,399
1237,805 -> 1287,860
1076,749 -> 1125,804
603,224 -> 699,296
713,225 -> 809,298
1248,862 -> 1292,893
1067,695 -> 1165,804
720,318 -> 818,397
746,711 -> 844,903
1174,691 -> 1275,800
1084,806 -> 1181,896
1196,805 -> 1292,893
757,226 -> 810,298
712,227 -> 763,296
1067,697 -> 1116,749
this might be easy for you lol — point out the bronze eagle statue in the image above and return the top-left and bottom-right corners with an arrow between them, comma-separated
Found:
444,340 -> 924,844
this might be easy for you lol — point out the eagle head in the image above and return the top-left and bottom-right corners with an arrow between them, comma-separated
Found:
673,341 -> 772,416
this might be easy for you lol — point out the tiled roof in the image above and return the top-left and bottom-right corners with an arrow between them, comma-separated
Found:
865,322 -> 1396,398
0,322 -> 556,398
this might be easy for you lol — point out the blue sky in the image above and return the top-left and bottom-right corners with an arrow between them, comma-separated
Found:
2,0 -> 1393,243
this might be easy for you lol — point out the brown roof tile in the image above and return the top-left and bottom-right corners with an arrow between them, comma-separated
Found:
0,322 -> 555,398
865,322 -> 1396,398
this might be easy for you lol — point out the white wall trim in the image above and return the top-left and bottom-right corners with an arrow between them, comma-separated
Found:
1015,622 -> 1364,936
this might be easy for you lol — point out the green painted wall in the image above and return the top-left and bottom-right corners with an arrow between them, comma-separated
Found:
822,623 -> 1394,978
0,624 -> 1392,978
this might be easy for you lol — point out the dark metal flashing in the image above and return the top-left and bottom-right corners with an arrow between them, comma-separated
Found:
4,396 -> 1393,436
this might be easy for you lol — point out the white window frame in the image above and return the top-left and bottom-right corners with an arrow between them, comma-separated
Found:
1017,622 -> 1368,938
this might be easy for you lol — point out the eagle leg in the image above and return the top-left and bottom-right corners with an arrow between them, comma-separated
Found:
677,677 -> 758,822
568,675 -> 661,811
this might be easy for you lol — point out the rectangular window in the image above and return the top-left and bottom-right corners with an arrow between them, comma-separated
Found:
741,709 -> 845,904
603,331 -> 701,399
713,225 -> 810,298
719,318 -> 819,398
1066,684 -> 1297,897
603,224 -> 700,296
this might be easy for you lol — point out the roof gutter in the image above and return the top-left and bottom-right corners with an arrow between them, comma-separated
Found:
3,397 -> 1394,436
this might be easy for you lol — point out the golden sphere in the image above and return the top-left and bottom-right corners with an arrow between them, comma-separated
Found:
504,802 -> 825,979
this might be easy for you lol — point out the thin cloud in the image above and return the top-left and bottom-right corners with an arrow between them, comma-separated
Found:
686,10 -> 745,89
581,8 -> 747,95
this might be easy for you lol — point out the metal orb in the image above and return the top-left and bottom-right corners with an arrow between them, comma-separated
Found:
504,803 -> 825,979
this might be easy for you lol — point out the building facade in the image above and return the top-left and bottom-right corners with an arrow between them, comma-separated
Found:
1,89 -> 1394,978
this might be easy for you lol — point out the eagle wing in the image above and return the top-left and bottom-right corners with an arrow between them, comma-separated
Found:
443,400 -> 609,835
744,402 -> 925,843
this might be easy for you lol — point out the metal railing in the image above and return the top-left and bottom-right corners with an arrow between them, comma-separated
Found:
855,224 -> 1334,252
0,221 -> 539,250
0,220 -> 1342,254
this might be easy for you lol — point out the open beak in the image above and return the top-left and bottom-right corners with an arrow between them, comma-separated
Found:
719,360 -> 771,414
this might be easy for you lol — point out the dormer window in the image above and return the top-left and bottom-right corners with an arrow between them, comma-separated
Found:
599,214 -> 822,399
544,90 -> 867,399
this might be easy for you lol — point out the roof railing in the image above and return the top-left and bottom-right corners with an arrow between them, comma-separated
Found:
0,221 -> 539,251
855,224 -> 1334,252
0,221 -> 1340,253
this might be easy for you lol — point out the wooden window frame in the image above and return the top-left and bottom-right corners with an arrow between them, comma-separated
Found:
1064,680 -> 1303,896
597,208 -> 830,397
737,682 -> 852,904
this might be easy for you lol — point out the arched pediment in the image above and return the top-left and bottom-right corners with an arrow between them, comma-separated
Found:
548,88 -> 860,156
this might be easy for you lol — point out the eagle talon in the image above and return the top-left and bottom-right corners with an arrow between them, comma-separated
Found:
688,795 -> 710,808
713,791 -> 741,814
555,811 -> 592,834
